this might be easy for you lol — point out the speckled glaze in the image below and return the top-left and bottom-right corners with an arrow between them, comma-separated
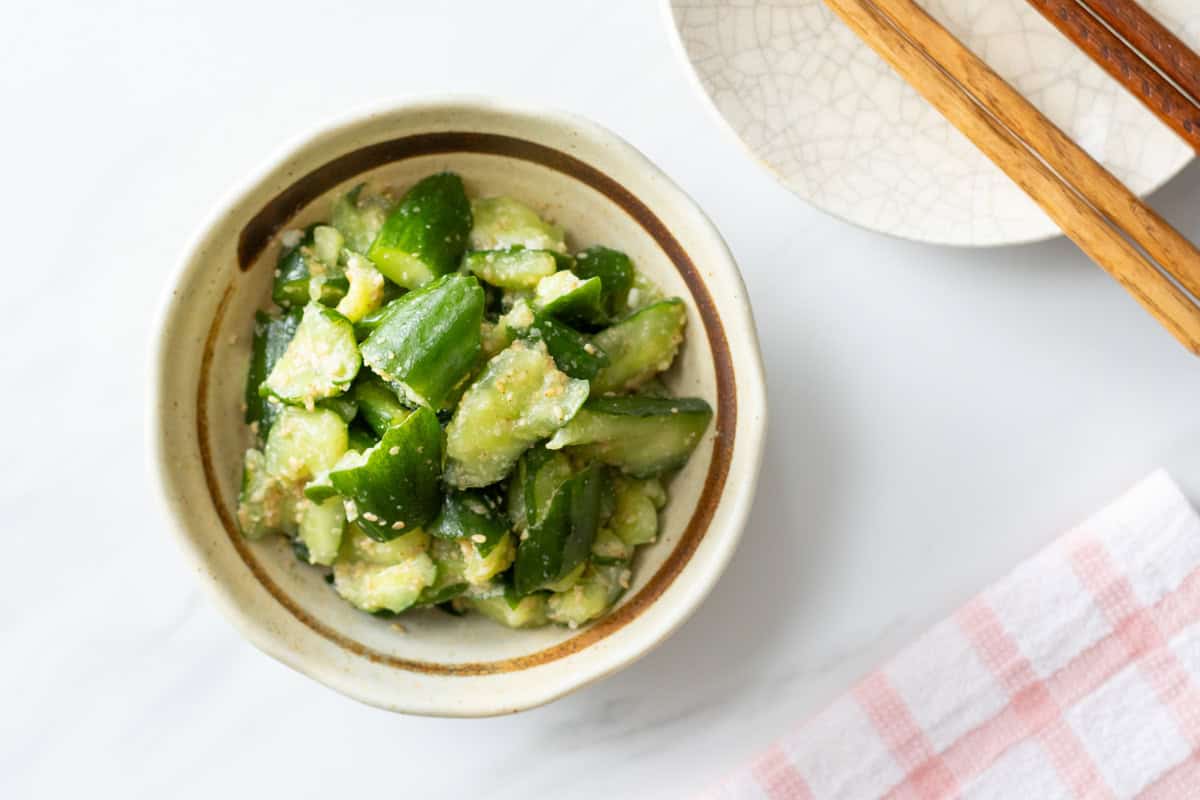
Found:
664,0 -> 1199,247
149,97 -> 767,717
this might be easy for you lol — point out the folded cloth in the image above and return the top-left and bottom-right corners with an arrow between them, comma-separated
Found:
708,470 -> 1200,799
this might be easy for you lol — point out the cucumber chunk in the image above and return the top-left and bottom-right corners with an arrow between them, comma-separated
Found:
418,538 -> 470,606
262,303 -> 361,407
352,374 -> 411,437
513,464 -> 603,595
430,489 -> 510,557
339,524 -> 430,565
591,526 -> 633,564
469,196 -> 567,254
611,476 -> 663,546
444,340 -> 589,489
573,246 -> 634,316
547,564 -> 629,627
368,172 -> 472,289
533,271 -> 606,326
520,447 -> 574,527
463,248 -> 558,290
244,310 -> 300,436
618,271 -> 666,315
463,534 -> 516,585
545,396 -> 712,477
335,253 -> 386,323
470,594 -> 549,629
237,449 -> 303,539
263,406 -> 348,483
328,406 -> 443,541
298,496 -> 345,565
347,425 -> 379,453
273,227 -> 348,309
332,184 -> 392,254
590,299 -> 686,395
333,553 -> 437,614
359,274 -> 484,410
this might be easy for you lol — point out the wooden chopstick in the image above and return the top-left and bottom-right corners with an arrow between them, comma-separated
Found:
864,0 -> 1200,306
1025,0 -> 1200,153
1081,0 -> 1200,103
821,0 -> 1200,354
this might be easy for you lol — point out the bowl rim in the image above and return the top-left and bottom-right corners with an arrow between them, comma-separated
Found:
147,94 -> 768,715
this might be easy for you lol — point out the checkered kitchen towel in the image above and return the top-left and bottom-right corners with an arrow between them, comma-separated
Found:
709,471 -> 1200,799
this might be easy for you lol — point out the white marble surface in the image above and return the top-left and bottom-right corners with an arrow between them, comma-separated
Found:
5,1 -> 1200,798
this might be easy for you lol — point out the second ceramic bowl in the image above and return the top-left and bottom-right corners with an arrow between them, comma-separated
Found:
150,97 -> 768,716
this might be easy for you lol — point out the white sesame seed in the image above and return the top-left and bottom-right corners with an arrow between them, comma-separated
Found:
471,534 -> 486,544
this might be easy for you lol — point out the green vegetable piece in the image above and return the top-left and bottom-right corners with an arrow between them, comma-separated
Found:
354,301 -> 403,341
547,564 -> 629,626
430,489 -> 510,557
262,303 -> 361,407
463,248 -> 558,290
237,449 -> 303,539
317,393 -> 358,425
469,196 -> 567,254
328,406 -> 443,541
298,496 -> 345,565
346,425 -> 379,453
545,396 -> 712,477
418,538 -> 470,605
332,184 -> 392,253
591,527 -> 633,564
333,553 -> 437,614
574,246 -> 634,316
513,464 -> 603,595
533,271 -> 606,326
367,172 -> 472,289
335,253 -> 386,323
464,534 -> 516,586
471,593 -> 549,629
590,299 -> 686,394
263,406 -> 348,483
525,313 -> 608,379
359,274 -> 484,410
244,310 -> 300,435
273,227 -> 348,309
520,447 -> 574,527
617,270 -> 665,315
611,476 -> 663,546
352,374 -> 411,437
444,340 -> 589,489
339,525 -> 430,565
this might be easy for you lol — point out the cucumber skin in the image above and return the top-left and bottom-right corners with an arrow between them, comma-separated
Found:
329,407 -> 443,541
352,375 -> 410,437
463,248 -> 557,290
523,313 -> 608,380
430,489 -> 511,557
513,465 -> 603,596
368,172 -> 472,289
245,310 -> 301,435
273,227 -> 348,309
574,246 -> 634,316
590,299 -> 686,395
546,396 -> 713,477
359,274 -> 484,411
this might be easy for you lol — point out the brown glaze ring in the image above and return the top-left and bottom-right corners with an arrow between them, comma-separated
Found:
204,132 -> 736,676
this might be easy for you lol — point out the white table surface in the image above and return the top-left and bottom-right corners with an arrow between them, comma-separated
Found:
6,1 -> 1200,797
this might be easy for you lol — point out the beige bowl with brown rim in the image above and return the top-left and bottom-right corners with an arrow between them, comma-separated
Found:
149,97 -> 767,716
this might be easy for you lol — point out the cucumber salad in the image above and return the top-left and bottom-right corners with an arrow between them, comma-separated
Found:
237,171 -> 712,629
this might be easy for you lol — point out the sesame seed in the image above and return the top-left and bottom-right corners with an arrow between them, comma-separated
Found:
388,446 -> 400,456
471,534 -> 486,544
391,521 -> 406,530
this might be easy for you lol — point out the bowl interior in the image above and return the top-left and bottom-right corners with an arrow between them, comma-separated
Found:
154,103 -> 757,714
208,151 -> 722,665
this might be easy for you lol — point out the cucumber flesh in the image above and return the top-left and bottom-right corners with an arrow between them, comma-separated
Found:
262,303 -> 361,407
533,271 -> 605,326
273,227 -> 349,309
547,564 -> 629,627
591,526 -> 633,564
545,396 -> 712,477
464,248 -> 558,290
333,553 -> 437,614
368,172 -> 472,289
332,184 -> 392,254
237,448 -> 303,539
611,476 -> 661,546
590,299 -> 686,395
469,196 -> 567,254
298,495 -> 346,565
335,253 -> 386,323
263,406 -> 348,483
471,593 -> 549,629
444,340 -> 589,489
339,524 -> 431,566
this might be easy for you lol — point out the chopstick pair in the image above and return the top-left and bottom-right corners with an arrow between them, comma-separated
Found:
821,0 -> 1200,355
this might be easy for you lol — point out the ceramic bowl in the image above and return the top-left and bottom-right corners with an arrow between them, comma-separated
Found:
664,0 -> 1198,247
149,97 -> 767,716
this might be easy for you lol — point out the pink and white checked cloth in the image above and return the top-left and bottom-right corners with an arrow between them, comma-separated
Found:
709,471 -> 1200,799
